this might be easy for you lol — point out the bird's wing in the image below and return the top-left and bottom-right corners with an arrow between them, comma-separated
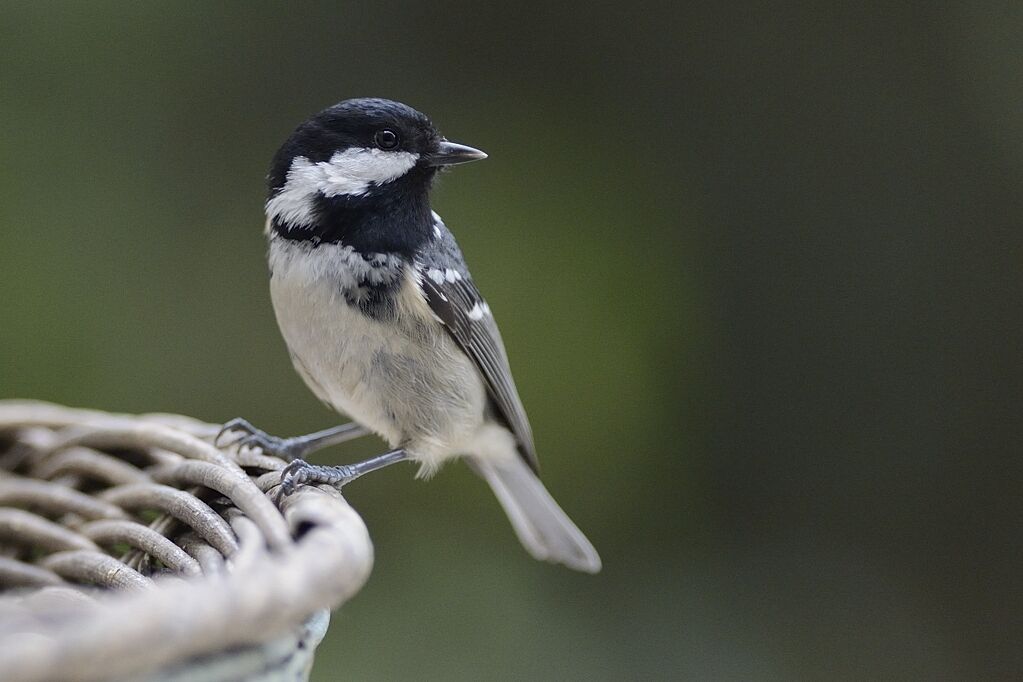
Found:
418,267 -> 539,473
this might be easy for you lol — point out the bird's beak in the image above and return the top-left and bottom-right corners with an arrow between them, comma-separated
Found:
423,140 -> 488,166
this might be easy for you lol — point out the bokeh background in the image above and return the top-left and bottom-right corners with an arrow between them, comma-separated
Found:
2,3 -> 1021,679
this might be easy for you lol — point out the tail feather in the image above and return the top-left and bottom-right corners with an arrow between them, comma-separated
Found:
470,457 -> 601,573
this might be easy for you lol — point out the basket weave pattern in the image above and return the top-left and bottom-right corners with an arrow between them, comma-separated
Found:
0,401 -> 373,682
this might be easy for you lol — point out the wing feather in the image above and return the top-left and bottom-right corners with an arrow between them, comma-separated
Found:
419,271 -> 539,473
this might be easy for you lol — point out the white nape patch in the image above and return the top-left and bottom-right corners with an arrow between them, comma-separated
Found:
431,211 -> 445,239
467,302 -> 491,321
266,148 -> 420,227
425,267 -> 462,285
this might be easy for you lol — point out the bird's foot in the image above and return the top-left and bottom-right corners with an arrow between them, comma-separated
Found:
274,448 -> 409,503
215,417 -> 307,462
275,459 -> 358,503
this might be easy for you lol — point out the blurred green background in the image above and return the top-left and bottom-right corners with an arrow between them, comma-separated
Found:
2,3 -> 1021,680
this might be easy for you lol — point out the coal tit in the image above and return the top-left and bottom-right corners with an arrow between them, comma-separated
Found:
221,98 -> 600,573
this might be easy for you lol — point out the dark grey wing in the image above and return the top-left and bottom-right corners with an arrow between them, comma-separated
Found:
419,270 -> 539,473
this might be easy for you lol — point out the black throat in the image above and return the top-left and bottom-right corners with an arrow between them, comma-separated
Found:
270,172 -> 435,258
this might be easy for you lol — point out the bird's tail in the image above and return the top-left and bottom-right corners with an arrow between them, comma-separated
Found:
470,457 -> 601,573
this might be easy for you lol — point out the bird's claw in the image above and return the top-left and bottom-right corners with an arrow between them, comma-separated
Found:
214,418 -> 256,447
277,459 -> 311,500
274,459 -> 356,505
215,418 -> 301,461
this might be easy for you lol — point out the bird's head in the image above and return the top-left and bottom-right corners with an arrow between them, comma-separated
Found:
266,98 -> 485,252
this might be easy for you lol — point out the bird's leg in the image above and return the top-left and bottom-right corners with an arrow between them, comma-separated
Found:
215,418 -> 369,462
276,449 -> 409,501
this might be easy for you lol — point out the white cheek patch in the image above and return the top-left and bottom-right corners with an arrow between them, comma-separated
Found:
321,147 -> 420,193
266,148 -> 420,227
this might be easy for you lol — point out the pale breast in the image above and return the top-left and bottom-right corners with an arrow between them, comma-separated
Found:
267,238 -> 488,461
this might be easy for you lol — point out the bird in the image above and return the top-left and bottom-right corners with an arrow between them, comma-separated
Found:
219,97 -> 601,573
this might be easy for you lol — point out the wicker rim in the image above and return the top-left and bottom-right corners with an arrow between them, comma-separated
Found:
0,400 -> 374,682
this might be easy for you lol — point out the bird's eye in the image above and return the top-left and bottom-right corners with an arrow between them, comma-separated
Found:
374,129 -> 400,150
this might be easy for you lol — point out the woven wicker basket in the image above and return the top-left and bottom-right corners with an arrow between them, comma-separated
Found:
0,401 -> 373,682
